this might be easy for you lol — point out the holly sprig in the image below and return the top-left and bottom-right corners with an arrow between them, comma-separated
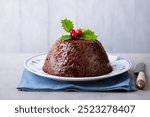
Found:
61,18 -> 97,41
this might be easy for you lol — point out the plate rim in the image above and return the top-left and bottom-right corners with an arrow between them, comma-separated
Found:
24,53 -> 132,81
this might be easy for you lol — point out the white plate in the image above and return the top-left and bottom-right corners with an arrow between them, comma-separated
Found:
24,54 -> 132,81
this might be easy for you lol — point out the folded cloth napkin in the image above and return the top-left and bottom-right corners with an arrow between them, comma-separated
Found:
17,69 -> 136,92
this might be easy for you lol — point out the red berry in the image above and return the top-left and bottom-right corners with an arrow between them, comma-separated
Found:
76,29 -> 82,37
69,29 -> 76,35
70,29 -> 77,38
71,31 -> 77,38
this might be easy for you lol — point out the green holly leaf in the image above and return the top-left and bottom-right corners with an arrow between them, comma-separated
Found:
80,29 -> 97,41
61,34 -> 71,41
61,19 -> 74,32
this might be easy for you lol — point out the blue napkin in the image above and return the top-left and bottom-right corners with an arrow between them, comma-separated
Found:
17,69 -> 136,92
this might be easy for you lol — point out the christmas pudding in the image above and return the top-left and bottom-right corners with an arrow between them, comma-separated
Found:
43,19 -> 112,77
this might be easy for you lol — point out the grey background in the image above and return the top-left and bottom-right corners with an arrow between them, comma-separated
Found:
0,0 -> 150,53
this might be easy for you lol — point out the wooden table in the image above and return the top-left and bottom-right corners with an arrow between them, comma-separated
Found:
0,53 -> 149,100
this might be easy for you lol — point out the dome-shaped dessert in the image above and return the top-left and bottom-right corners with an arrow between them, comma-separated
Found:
43,18 -> 112,77
42,38 -> 112,77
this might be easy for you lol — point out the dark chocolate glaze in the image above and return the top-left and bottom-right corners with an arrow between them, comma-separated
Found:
43,39 -> 112,77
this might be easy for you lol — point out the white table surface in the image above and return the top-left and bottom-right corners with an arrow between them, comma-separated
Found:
0,53 -> 149,100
